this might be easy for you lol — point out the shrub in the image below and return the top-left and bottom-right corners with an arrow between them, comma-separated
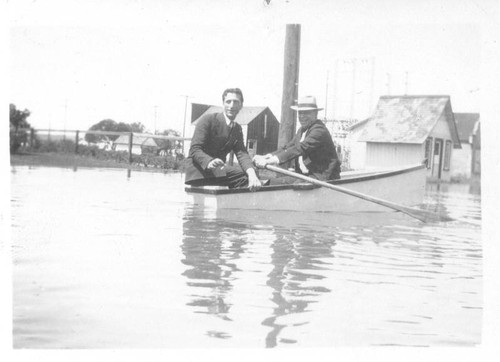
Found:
9,129 -> 29,153
26,138 -> 184,170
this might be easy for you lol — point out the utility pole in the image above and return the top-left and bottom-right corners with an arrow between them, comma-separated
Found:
180,95 -> 191,155
153,105 -> 158,134
332,59 -> 339,120
350,59 -> 357,119
369,57 -> 375,114
278,24 -> 301,150
180,95 -> 191,139
404,71 -> 409,95
324,70 -> 329,120
63,99 -> 68,140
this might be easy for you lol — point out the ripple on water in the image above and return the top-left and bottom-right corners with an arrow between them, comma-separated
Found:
11,167 -> 482,347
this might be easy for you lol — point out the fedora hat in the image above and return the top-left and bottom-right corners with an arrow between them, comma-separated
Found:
290,96 -> 323,111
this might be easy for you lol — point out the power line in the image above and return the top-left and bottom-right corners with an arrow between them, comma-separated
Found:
153,105 -> 158,134
404,71 -> 409,95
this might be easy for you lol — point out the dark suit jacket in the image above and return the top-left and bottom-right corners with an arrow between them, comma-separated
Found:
273,120 -> 341,180
184,112 -> 254,184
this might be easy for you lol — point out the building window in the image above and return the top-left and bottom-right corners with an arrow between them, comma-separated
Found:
263,114 -> 268,139
473,150 -> 481,175
443,140 -> 452,171
247,139 -> 257,158
424,137 -> 432,169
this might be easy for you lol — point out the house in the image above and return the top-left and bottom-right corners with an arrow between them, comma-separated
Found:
113,133 -> 159,155
342,118 -> 370,170
353,95 -> 461,182
451,113 -> 481,180
471,121 -> 481,178
95,136 -> 113,150
191,104 -> 279,158
321,118 -> 360,170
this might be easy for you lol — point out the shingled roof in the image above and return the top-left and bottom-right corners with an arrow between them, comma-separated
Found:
358,95 -> 461,146
454,113 -> 480,142
192,106 -> 270,125
346,118 -> 370,131
114,133 -> 158,147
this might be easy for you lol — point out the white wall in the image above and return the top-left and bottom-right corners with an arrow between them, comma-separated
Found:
365,143 -> 423,169
344,127 -> 366,170
450,143 -> 472,179
115,144 -> 142,155
426,114 -> 453,182
431,114 -> 452,138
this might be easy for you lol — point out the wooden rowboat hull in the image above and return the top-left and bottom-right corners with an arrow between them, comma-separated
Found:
185,163 -> 426,213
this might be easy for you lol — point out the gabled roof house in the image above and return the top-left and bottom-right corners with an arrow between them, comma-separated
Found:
451,113 -> 481,180
355,95 -> 461,181
113,133 -> 159,155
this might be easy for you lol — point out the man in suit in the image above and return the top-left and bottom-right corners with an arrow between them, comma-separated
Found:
184,88 -> 262,190
253,95 -> 341,182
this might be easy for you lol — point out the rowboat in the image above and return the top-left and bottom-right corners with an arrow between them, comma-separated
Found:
185,163 -> 427,213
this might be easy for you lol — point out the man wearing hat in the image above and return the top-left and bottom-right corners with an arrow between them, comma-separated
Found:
253,95 -> 341,182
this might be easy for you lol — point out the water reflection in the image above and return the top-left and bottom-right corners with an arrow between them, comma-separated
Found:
181,211 -> 246,322
179,199 -> 482,347
181,207 -> 343,347
262,228 -> 335,347
424,183 -> 481,225
11,166 -> 482,348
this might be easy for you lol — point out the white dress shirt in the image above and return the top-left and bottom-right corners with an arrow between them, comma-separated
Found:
298,130 -> 309,173
223,113 -> 234,128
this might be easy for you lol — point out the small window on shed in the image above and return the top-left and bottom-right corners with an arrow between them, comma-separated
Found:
424,138 -> 432,169
247,139 -> 258,158
263,114 -> 268,139
443,140 -> 452,171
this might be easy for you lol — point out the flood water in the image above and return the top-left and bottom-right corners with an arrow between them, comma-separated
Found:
10,166 -> 482,348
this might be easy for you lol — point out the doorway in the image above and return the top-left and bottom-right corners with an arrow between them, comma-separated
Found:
432,138 -> 444,179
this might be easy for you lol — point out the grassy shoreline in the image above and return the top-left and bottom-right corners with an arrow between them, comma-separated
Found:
10,152 -> 182,174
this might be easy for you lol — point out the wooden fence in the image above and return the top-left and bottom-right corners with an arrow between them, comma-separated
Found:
25,128 -> 191,165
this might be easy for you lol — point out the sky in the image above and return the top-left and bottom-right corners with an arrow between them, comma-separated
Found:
4,0 -> 496,138
2,1 -> 500,360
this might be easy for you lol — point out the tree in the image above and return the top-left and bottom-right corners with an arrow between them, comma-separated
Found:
10,104 -> 31,132
157,129 -> 182,153
84,120 -> 150,144
84,119 -> 131,143
130,122 -> 146,133
10,104 -> 31,153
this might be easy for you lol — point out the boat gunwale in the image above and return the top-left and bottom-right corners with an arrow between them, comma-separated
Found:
185,163 -> 425,195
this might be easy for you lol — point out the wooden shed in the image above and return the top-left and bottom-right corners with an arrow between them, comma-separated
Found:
451,113 -> 481,180
357,95 -> 461,182
191,104 -> 279,157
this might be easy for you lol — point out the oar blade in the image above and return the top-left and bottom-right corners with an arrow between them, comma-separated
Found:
398,205 -> 454,223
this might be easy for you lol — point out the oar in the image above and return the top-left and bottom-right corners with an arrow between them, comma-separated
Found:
264,165 -> 453,223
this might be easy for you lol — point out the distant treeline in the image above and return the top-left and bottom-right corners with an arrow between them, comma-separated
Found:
11,130 -> 185,171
